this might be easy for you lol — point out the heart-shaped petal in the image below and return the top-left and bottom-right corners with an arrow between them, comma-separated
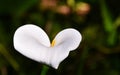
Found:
13,24 -> 82,69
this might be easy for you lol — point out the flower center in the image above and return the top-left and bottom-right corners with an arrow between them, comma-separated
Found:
51,40 -> 56,47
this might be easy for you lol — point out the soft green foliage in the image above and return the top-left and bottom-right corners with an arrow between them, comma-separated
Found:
0,0 -> 120,75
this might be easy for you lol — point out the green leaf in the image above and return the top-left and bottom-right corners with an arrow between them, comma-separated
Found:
99,0 -> 116,46
0,44 -> 19,71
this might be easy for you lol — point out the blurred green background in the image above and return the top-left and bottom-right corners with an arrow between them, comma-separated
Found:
0,0 -> 120,75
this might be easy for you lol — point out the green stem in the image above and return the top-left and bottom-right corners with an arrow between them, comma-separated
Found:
40,65 -> 49,75
77,47 -> 89,75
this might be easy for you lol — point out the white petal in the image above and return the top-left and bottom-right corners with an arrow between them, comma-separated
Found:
13,25 -> 82,69
50,28 -> 82,69
13,24 -> 51,63
50,46 -> 70,69
53,28 -> 82,51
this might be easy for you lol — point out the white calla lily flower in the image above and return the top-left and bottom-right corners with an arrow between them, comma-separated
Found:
13,24 -> 82,69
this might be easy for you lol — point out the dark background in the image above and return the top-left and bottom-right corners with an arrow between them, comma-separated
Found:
0,0 -> 120,75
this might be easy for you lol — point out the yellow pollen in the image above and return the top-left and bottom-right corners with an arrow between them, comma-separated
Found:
51,40 -> 56,47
